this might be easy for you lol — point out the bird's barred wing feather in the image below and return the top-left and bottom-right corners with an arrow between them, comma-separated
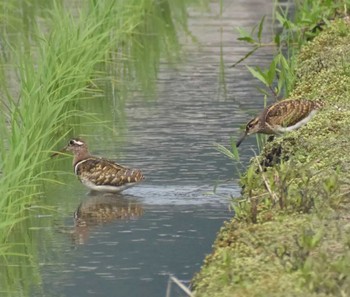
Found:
76,158 -> 144,186
265,100 -> 323,128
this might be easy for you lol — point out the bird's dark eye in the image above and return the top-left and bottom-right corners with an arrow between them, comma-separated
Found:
69,140 -> 75,145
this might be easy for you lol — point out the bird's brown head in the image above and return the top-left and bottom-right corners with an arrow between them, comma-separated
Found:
51,138 -> 89,158
236,117 -> 261,147
65,138 -> 88,155
245,117 -> 261,134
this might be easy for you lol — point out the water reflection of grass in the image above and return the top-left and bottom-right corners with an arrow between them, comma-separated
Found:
0,215 -> 49,297
0,0 -> 207,295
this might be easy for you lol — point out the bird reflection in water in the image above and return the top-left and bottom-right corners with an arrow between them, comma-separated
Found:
71,193 -> 143,245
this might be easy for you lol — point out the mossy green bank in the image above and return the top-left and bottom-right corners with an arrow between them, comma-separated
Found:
192,18 -> 350,297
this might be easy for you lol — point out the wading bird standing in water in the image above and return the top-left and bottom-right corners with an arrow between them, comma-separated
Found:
52,138 -> 144,193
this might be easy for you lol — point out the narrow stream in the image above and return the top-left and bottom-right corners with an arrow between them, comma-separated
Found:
36,1 -> 275,296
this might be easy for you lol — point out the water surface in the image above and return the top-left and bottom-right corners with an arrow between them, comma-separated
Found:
36,1 -> 275,296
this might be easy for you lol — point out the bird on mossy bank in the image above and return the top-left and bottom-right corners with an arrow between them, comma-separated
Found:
236,99 -> 324,147
52,138 -> 144,193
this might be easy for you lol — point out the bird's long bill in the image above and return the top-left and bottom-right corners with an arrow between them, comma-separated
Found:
236,132 -> 248,147
50,146 -> 68,158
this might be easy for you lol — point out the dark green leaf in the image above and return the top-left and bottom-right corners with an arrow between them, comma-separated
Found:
230,46 -> 258,68
257,16 -> 266,43
266,59 -> 276,85
247,66 -> 268,85
237,36 -> 255,43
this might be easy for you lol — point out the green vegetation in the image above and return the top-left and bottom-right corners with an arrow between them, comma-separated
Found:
0,0 -> 206,295
193,1 -> 350,296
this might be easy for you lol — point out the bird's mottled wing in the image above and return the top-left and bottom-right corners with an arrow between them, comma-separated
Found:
265,100 -> 322,127
76,158 -> 144,186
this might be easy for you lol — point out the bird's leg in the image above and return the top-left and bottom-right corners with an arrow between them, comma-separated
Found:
267,135 -> 275,143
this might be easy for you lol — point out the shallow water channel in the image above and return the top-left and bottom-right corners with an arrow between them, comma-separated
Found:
35,1 -> 275,296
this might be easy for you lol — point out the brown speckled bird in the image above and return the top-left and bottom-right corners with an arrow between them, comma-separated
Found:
53,138 -> 144,193
236,99 -> 324,147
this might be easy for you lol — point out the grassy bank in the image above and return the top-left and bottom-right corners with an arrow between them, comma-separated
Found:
192,2 -> 350,297
0,0 -> 206,295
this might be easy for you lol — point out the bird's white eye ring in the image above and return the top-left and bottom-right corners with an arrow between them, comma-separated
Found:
69,139 -> 84,146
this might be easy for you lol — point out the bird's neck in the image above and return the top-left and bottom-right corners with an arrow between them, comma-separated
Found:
73,150 -> 91,166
